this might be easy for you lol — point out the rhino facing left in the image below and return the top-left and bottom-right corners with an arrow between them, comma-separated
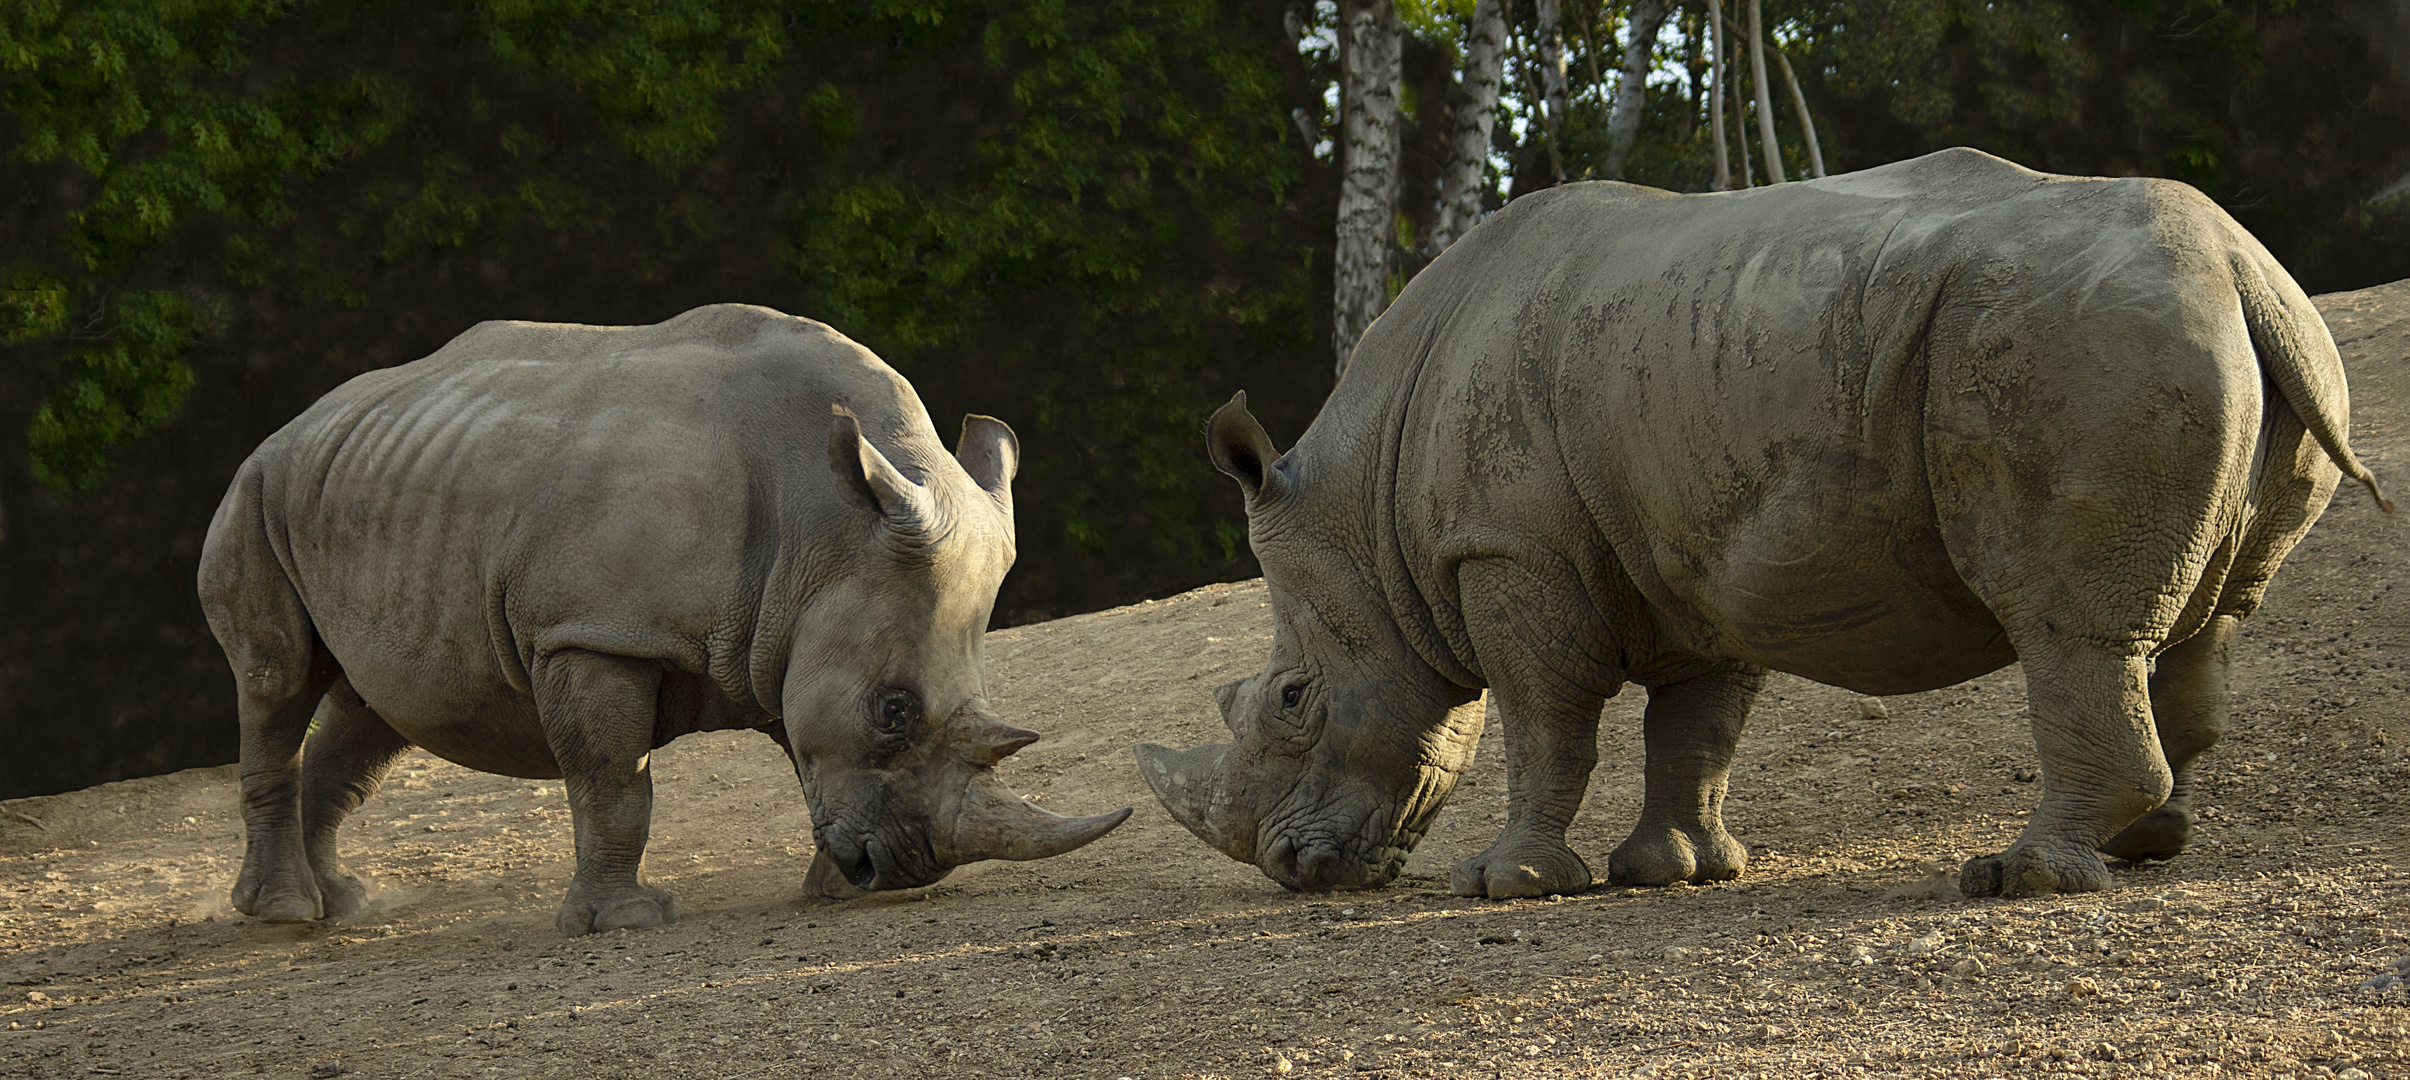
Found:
197,304 -> 1129,936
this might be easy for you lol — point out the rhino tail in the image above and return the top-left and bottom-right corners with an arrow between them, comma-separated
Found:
2232,251 -> 2393,514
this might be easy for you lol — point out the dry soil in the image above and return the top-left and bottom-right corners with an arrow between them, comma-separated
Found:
3,285 -> 2407,1080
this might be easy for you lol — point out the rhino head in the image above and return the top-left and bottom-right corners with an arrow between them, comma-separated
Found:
784,406 -> 1129,896
1138,394 -> 1483,891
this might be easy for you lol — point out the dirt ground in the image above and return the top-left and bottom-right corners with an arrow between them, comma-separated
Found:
4,284 -> 2407,1080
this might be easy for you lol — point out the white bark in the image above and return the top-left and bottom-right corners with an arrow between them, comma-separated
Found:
1603,0 -> 1671,181
1431,0 -> 1508,254
1332,0 -> 1403,379
1536,0 -> 1569,184
1747,0 -> 1785,183
1707,0 -> 1730,191
1772,45 -> 1827,177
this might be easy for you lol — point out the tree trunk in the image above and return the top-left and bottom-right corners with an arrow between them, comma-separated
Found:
1536,0 -> 1569,185
1603,0 -> 1671,181
1332,0 -> 1403,380
1771,45 -> 1827,177
1747,0 -> 1785,183
1430,0 -> 1509,254
1729,10 -> 1753,187
1708,0 -> 1730,190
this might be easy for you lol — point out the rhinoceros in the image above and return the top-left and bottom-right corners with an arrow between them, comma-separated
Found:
1138,148 -> 2389,900
199,304 -> 1129,935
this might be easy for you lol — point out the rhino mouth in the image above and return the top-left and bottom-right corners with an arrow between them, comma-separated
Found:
813,824 -> 946,892
1263,831 -> 1414,892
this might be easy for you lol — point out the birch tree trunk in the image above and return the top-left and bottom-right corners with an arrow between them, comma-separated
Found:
1536,0 -> 1569,185
1730,13 -> 1754,187
1707,0 -> 1730,190
1772,46 -> 1827,177
1331,0 -> 1403,379
1747,0 -> 1786,183
1602,0 -> 1671,181
1430,0 -> 1508,254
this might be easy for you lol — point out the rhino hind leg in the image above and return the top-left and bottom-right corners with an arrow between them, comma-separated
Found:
1960,644 -> 2166,898
1451,687 -> 1605,900
298,677 -> 414,919
2101,613 -> 2237,863
538,650 -> 676,936
210,550 -> 345,923
1607,668 -> 1761,887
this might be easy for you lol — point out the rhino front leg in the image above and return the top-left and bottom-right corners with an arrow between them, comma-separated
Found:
538,650 -> 677,936
2101,613 -> 2235,863
1451,683 -> 1607,899
298,677 -> 414,920
1608,667 -> 1761,886
1961,643 -> 2169,897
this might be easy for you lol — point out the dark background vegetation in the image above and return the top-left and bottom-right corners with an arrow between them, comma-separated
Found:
5,0 -> 2408,799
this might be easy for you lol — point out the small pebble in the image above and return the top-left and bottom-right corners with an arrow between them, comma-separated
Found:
1858,697 -> 1889,719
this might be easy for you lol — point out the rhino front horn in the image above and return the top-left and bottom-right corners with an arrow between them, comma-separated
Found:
1135,742 -> 1255,864
942,772 -> 1131,864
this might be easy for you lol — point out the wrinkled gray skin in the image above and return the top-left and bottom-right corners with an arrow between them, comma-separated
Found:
1141,149 -> 2390,900
199,305 -> 1129,936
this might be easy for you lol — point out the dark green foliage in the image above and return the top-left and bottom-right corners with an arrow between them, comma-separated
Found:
0,0 -> 1325,798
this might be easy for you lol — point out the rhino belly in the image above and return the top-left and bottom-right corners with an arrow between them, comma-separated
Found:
1668,482 -> 2016,697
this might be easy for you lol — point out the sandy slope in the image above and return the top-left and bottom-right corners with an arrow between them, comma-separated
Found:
2,285 -> 2406,1080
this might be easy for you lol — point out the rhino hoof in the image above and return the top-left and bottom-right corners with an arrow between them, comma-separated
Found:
2098,807 -> 2192,863
1607,823 -> 1747,887
232,867 -> 324,923
556,888 -> 676,936
1450,842 -> 1592,899
316,871 -> 372,920
1959,846 -> 2112,898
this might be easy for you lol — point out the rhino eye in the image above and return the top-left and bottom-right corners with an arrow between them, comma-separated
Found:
1279,683 -> 1304,710
874,689 -> 921,735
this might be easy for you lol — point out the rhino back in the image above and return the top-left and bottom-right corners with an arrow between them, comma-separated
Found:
237,305 -> 932,763
1346,149 -> 2271,692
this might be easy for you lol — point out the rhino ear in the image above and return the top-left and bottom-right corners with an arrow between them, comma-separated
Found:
955,414 -> 1018,505
829,404 -> 935,529
1207,391 -> 1287,505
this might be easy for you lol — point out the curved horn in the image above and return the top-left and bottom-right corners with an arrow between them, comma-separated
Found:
1135,742 -> 1256,863
940,772 -> 1131,864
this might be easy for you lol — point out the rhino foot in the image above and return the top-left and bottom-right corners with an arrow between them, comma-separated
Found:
2098,806 -> 2192,863
1959,844 -> 2113,898
232,859 -> 325,923
315,869 -> 372,919
1451,840 -> 1592,899
1607,822 -> 1747,887
556,887 -> 676,937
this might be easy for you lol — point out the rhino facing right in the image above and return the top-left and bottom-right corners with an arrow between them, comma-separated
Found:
1141,148 -> 2390,901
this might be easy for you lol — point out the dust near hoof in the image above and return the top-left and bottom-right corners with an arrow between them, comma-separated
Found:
1450,842 -> 1592,899
1959,845 -> 2114,898
2098,806 -> 2193,863
555,888 -> 677,936
1607,824 -> 1748,887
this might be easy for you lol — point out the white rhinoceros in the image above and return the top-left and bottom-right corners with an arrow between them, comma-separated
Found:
199,304 -> 1128,935
1139,148 -> 2389,900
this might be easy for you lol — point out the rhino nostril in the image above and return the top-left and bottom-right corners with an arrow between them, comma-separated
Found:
1265,835 -> 1300,888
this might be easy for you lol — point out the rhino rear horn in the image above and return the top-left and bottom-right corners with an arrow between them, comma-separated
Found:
944,772 -> 1131,864
955,414 -> 1019,506
829,404 -> 936,529
1207,392 -> 1287,504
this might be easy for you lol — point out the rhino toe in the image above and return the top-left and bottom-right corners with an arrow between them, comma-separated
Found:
556,888 -> 676,936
